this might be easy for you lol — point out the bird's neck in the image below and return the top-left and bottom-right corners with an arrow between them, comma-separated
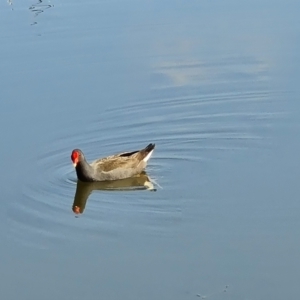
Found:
75,160 -> 95,182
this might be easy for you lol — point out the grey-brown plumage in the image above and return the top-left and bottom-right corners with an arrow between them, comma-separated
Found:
71,143 -> 155,182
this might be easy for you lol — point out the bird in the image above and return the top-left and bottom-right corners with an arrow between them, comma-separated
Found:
71,143 -> 155,182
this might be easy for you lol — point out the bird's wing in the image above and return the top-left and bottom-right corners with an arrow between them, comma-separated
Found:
91,152 -> 140,172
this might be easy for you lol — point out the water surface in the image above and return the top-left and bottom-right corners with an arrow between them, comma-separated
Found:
1,0 -> 300,299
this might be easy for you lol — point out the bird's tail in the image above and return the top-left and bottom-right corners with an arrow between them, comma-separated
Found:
142,143 -> 155,162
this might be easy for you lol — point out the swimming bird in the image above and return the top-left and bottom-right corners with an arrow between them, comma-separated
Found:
71,143 -> 155,182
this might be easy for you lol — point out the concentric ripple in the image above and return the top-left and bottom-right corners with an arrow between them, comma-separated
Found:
8,88 -> 280,247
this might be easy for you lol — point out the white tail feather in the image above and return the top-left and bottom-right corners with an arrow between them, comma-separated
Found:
143,149 -> 154,162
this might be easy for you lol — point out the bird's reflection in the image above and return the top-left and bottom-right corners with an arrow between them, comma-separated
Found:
72,172 -> 156,215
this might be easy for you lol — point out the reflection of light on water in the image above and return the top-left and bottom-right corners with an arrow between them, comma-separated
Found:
7,0 -> 13,9
29,0 -> 53,26
152,58 -> 269,89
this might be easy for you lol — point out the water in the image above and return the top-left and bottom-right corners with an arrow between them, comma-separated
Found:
1,0 -> 300,299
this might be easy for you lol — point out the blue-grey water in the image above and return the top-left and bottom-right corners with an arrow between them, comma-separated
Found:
1,0 -> 300,299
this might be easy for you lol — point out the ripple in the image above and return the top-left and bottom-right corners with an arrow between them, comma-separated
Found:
8,88 -> 280,247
